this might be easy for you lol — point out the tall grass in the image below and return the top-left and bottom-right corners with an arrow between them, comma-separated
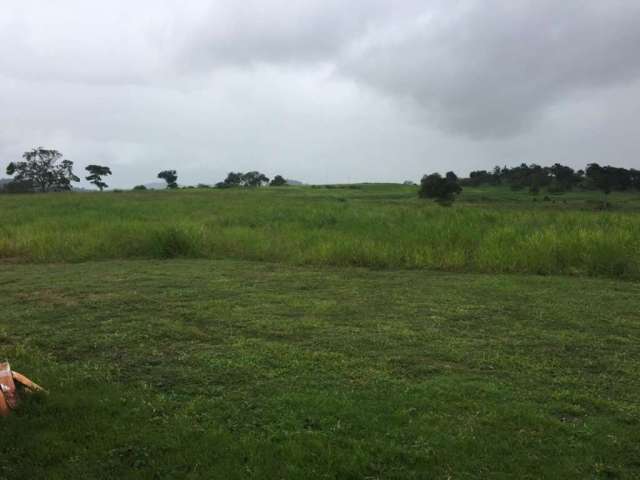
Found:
1,186 -> 639,278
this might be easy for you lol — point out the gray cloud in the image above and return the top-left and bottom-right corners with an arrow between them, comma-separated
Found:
339,0 -> 640,137
173,0 -> 640,138
0,1 -> 639,188
177,1 -> 429,67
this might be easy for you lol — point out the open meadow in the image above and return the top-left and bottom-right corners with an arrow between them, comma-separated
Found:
1,185 -> 639,479
1,184 -> 640,278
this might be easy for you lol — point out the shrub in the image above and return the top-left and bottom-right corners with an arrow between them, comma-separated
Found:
418,173 -> 462,205
153,227 -> 197,259
3,180 -> 35,194
270,175 -> 287,187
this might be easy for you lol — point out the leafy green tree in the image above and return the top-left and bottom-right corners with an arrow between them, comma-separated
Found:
270,175 -> 287,186
586,163 -> 612,197
222,172 -> 243,187
418,173 -> 462,205
158,170 -> 178,189
549,163 -> 580,191
584,163 -> 635,207
85,165 -> 112,191
3,180 -> 34,194
241,171 -> 269,187
529,170 -> 549,195
631,169 -> 640,190
466,170 -> 494,186
6,147 -> 79,192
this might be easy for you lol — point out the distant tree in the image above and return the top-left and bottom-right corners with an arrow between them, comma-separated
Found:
586,163 -> 612,196
197,183 -> 210,189
631,169 -> 640,190
269,175 -> 287,186
549,163 -> 580,191
492,166 -> 503,185
6,147 -> 79,192
219,171 -> 271,187
132,185 -> 147,191
585,163 -> 626,208
418,173 -> 462,205
445,171 -> 458,182
158,170 -> 178,189
461,162 -> 635,194
464,170 -> 494,187
222,172 -> 243,187
241,171 -> 269,187
528,170 -> 548,195
85,164 -> 112,191
4,180 -> 35,194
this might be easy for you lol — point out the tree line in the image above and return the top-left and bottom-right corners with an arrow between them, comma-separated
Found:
418,163 -> 640,205
215,172 -> 287,188
1,147 -> 290,193
2,147 -> 638,201
463,163 -> 640,194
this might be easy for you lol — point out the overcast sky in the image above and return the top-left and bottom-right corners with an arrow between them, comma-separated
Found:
1,0 -> 640,187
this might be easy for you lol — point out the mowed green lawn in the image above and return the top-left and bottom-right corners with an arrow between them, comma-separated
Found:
1,259 -> 638,479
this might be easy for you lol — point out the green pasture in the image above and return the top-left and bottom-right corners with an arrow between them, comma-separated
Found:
1,184 -> 639,278
1,260 -> 638,479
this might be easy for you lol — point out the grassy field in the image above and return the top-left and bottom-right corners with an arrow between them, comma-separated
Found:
1,184 -> 640,278
1,260 -> 639,479
1,185 -> 639,478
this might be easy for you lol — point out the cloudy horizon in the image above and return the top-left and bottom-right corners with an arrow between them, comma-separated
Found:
2,0 -> 640,188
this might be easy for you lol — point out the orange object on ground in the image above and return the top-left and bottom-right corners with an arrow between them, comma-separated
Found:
0,386 -> 9,417
0,362 -> 45,416
0,362 -> 18,414
11,371 -> 45,393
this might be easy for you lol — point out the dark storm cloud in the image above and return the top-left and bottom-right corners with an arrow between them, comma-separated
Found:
339,0 -> 640,138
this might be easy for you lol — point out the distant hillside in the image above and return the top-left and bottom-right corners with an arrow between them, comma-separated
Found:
143,182 -> 167,190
